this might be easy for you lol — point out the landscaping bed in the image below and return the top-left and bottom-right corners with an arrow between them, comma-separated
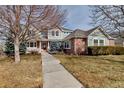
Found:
55,54 -> 124,88
0,54 -> 42,88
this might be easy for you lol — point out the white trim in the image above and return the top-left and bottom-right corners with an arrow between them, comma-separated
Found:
56,31 -> 59,36
100,39 -> 105,46
52,31 -> 55,36
27,41 -> 37,48
93,38 -> 105,46
64,41 -> 71,49
47,41 -> 50,50
93,39 -> 99,46
39,41 -> 41,53
88,26 -> 110,39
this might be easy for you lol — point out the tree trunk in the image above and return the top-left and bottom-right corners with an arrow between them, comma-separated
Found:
14,36 -> 20,63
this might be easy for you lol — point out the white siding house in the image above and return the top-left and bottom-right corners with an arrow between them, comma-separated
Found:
26,27 -> 73,53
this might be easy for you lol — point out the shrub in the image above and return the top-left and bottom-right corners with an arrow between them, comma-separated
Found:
87,46 -> 124,55
30,51 -> 38,55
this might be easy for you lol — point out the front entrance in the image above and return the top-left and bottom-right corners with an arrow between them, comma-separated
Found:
41,41 -> 48,50
40,41 -> 63,51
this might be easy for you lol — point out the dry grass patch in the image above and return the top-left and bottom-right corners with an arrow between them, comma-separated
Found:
0,54 -> 42,88
54,54 -> 124,88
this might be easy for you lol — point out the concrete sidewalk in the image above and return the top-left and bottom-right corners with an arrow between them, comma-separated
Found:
41,50 -> 83,88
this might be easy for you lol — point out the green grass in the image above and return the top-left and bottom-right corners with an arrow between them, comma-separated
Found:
0,54 -> 42,88
54,54 -> 124,88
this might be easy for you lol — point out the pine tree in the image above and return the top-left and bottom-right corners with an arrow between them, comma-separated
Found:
5,37 -> 26,56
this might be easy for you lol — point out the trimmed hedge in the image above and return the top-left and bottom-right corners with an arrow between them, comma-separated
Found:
87,46 -> 124,55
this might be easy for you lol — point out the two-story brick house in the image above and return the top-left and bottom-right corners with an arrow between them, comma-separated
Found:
26,26 -> 115,54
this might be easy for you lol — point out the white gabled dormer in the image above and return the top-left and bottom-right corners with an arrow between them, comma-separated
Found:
87,26 -> 115,46
48,28 -> 62,40
48,27 -> 73,41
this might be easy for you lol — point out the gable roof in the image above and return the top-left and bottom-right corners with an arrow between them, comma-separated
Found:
64,29 -> 87,40
64,26 -> 115,40
86,26 -> 111,38
58,27 -> 73,32
61,27 -> 73,32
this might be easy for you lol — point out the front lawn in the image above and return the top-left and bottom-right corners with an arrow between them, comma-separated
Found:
0,54 -> 42,88
54,54 -> 124,88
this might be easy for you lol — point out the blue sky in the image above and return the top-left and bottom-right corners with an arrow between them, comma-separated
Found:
61,5 -> 93,30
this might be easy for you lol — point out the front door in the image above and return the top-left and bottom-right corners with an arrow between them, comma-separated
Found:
41,42 -> 48,50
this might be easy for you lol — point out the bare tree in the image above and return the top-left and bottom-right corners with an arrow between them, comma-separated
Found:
0,5 -> 66,63
90,5 -> 124,38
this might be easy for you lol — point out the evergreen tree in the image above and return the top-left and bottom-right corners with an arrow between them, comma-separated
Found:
5,37 -> 26,56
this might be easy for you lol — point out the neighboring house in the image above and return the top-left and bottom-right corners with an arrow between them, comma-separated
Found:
64,26 -> 115,54
26,26 -> 115,54
114,38 -> 124,47
109,32 -> 124,47
109,31 -> 124,47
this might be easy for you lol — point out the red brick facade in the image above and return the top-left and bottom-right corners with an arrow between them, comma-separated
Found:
73,38 -> 87,55
65,38 -> 87,55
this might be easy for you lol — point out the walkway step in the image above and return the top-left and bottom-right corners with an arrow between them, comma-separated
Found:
41,51 -> 83,88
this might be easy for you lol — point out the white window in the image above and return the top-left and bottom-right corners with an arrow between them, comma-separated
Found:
34,42 -> 36,47
99,40 -> 104,46
94,39 -> 98,46
27,42 -> 36,47
27,42 -> 29,47
30,42 -> 34,47
93,39 -> 105,46
52,31 -> 55,36
41,32 -> 47,38
64,32 -> 68,34
56,31 -> 59,36
64,41 -> 71,49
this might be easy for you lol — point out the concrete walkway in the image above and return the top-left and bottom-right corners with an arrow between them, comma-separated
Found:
41,50 -> 83,88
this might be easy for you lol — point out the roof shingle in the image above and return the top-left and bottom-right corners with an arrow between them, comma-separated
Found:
64,29 -> 87,40
64,26 -> 115,40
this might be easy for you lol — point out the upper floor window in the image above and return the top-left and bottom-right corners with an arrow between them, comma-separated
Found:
41,32 -> 47,38
56,31 -> 59,36
28,31 -> 35,36
27,42 -> 29,47
52,31 -> 55,36
64,32 -> 69,34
